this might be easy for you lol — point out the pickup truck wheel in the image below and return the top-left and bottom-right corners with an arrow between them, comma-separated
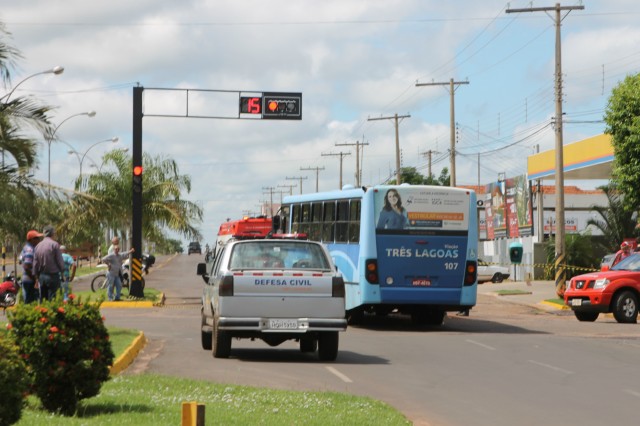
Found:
612,290 -> 638,323
201,314 -> 212,350
300,337 -> 318,353
212,321 -> 231,358
491,273 -> 504,283
318,332 -> 339,361
574,311 -> 599,322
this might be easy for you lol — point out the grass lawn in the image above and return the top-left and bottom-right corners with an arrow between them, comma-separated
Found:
1,321 -> 411,425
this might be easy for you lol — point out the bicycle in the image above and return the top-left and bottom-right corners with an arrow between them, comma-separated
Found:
91,271 -> 145,293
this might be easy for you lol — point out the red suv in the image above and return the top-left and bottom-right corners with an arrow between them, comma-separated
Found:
565,253 -> 640,323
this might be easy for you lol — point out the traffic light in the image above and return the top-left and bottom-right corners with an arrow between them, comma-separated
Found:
262,92 -> 302,120
133,165 -> 143,193
509,242 -> 523,264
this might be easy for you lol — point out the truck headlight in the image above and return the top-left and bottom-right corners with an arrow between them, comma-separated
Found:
594,278 -> 610,289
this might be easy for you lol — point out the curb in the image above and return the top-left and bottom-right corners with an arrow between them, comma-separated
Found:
540,300 -> 570,310
110,331 -> 146,375
100,292 -> 165,308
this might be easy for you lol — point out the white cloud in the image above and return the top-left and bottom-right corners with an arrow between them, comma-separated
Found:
1,0 -> 638,242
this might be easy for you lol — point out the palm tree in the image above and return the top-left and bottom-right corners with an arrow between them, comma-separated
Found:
0,23 -> 55,244
74,149 -> 203,247
587,184 -> 638,252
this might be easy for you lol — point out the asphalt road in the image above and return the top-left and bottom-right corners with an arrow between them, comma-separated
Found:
99,254 -> 640,426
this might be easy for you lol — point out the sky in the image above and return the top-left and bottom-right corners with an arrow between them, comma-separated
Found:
2,0 -> 640,244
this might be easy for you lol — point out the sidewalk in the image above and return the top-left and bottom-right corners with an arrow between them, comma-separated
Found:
477,279 -> 569,311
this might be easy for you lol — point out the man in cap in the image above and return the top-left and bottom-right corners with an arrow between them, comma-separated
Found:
60,245 -> 77,302
20,229 -> 43,303
33,225 -> 65,301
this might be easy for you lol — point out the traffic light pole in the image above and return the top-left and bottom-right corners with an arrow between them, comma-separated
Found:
130,86 -> 144,298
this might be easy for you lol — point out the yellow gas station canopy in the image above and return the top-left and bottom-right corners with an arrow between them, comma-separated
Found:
527,133 -> 613,180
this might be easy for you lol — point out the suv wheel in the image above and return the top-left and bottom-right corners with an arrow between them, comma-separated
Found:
612,290 -> 638,323
212,321 -> 231,358
201,313 -> 212,350
574,311 -> 599,322
318,331 -> 339,361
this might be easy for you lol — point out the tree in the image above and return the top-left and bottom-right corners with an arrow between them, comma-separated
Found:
75,149 -> 203,246
587,184 -> 638,252
604,72 -> 640,212
0,23 -> 55,245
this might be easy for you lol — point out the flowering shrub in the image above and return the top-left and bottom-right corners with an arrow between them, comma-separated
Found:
0,335 -> 29,425
6,294 -> 114,416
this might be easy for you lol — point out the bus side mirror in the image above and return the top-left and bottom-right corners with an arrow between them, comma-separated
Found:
272,215 -> 281,233
509,242 -> 523,264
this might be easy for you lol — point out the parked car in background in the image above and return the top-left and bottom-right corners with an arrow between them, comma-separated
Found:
477,259 -> 510,283
565,253 -> 640,323
188,241 -> 202,255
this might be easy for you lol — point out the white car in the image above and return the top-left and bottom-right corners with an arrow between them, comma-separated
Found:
477,259 -> 510,283
197,238 -> 347,361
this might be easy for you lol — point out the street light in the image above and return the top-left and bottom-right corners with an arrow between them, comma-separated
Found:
1,66 -> 65,103
67,137 -> 119,178
46,111 -> 97,198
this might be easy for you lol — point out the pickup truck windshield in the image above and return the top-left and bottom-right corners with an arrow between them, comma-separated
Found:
229,241 -> 331,270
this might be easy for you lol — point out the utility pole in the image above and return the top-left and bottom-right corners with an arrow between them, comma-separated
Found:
321,152 -> 350,189
285,176 -> 307,194
507,2 -> 584,297
278,183 -> 297,196
421,149 -> 440,181
416,79 -> 469,187
368,113 -> 410,184
300,166 -> 325,192
262,186 -> 275,217
335,140 -> 369,187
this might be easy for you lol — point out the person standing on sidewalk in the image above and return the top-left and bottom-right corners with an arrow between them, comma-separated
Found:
20,229 -> 43,303
60,245 -> 77,301
33,225 -> 65,301
101,245 -> 134,301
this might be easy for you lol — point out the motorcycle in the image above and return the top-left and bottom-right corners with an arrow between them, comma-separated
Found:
0,271 -> 20,308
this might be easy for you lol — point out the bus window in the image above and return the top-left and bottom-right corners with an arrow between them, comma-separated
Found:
322,201 -> 335,242
349,199 -> 360,242
336,200 -> 349,243
301,203 -> 311,223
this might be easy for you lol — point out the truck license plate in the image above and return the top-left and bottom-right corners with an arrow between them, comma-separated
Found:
268,319 -> 298,329
571,299 -> 582,307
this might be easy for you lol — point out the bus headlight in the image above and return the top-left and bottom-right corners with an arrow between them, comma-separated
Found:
386,276 -> 394,285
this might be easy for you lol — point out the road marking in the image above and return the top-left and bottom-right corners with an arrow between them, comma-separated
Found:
466,339 -> 496,350
528,360 -> 574,375
624,389 -> 640,398
326,366 -> 353,383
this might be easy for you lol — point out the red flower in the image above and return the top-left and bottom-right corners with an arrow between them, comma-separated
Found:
48,334 -> 54,341
39,317 -> 47,323
57,307 -> 65,314
50,326 -> 59,333
91,349 -> 101,360
68,294 -> 75,300
5,323 -> 12,330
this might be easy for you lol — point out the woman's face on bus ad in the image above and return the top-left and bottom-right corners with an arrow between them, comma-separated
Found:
387,190 -> 400,206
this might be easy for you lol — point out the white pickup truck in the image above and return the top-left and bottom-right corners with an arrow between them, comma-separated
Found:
197,238 -> 347,361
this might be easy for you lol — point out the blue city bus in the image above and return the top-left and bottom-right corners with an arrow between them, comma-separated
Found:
277,184 -> 479,325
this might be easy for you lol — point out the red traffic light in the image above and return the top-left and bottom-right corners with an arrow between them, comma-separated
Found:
133,166 -> 143,176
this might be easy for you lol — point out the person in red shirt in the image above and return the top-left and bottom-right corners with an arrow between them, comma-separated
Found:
612,241 -> 632,267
